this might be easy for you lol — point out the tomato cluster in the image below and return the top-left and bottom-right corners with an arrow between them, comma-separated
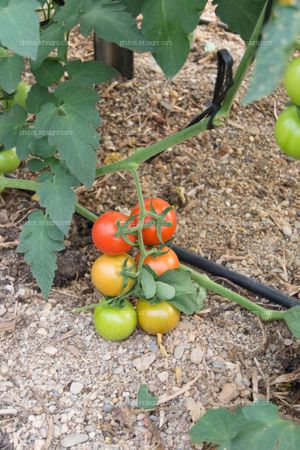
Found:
275,56 -> 300,159
90,198 -> 181,341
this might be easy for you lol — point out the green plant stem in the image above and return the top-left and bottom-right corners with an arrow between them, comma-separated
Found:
74,203 -> 97,223
180,264 -> 284,321
0,178 -> 38,191
130,168 -> 147,260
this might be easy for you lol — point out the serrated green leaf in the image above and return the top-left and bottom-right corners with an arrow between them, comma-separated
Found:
30,136 -> 57,158
34,84 -> 100,186
244,3 -> 300,104
27,158 -> 50,171
0,104 -> 33,157
37,165 -> 79,235
190,407 -> 241,445
160,269 -> 206,314
141,268 -> 157,299
0,53 -> 24,93
26,84 -> 56,114
0,0 -> 40,59
55,0 -> 151,52
32,58 -> 64,87
33,22 -> 66,67
283,306 -> 300,338
17,210 -> 65,297
141,0 -> 206,77
213,0 -> 265,42
155,281 -> 175,301
137,384 -> 158,410
66,60 -> 118,86
190,402 -> 300,450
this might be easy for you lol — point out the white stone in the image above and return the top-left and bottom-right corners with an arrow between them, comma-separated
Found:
61,433 -> 89,448
70,381 -> 83,395
44,346 -> 58,356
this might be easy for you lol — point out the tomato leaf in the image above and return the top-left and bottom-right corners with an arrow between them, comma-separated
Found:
155,281 -> 175,301
159,269 -> 206,314
36,165 -> 80,235
30,136 -> 57,158
26,84 -> 56,115
33,22 -> 66,67
34,83 -> 100,187
17,210 -> 65,297
244,2 -> 300,104
190,402 -> 300,449
32,58 -> 64,87
0,0 -> 40,59
0,53 -> 24,94
283,306 -> 300,338
137,384 -> 158,410
140,268 -> 157,299
141,0 -> 206,77
55,0 -> 152,52
0,105 -> 33,158
213,0 -> 265,42
65,60 -> 118,86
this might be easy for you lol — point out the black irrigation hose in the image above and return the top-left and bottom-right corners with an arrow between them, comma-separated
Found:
172,245 -> 299,309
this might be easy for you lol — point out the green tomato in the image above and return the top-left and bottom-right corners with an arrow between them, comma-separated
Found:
284,57 -> 300,106
93,300 -> 137,341
7,81 -> 31,109
0,148 -> 20,173
274,105 -> 300,160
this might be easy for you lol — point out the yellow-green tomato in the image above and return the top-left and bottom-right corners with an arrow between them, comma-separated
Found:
93,300 -> 137,341
284,57 -> 300,106
0,148 -> 20,173
91,253 -> 136,297
7,81 -> 31,109
136,298 -> 180,335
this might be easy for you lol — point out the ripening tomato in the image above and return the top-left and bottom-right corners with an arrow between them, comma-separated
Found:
284,57 -> 300,106
93,300 -> 137,341
130,198 -> 177,245
136,246 -> 179,276
0,148 -> 20,173
92,211 -> 136,255
91,253 -> 136,297
274,105 -> 300,159
136,298 -> 180,335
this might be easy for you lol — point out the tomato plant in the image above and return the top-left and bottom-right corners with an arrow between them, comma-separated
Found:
93,300 -> 137,341
274,105 -> 300,159
136,298 -> 180,335
130,198 -> 177,245
284,56 -> 300,106
91,253 -> 136,297
0,148 -> 20,173
136,246 -> 179,276
92,211 -> 135,255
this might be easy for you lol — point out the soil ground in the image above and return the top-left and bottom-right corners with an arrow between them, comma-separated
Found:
0,5 -> 300,450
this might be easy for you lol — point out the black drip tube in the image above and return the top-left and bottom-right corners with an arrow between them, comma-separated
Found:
172,244 -> 299,309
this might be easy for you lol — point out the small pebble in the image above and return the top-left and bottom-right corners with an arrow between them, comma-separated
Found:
0,304 -> 6,317
282,225 -> 292,238
70,381 -> 83,395
173,343 -> 185,360
61,433 -> 89,448
218,383 -> 239,403
44,346 -> 58,356
0,209 -> 9,224
158,371 -> 169,382
190,347 -> 204,365
103,404 -> 113,413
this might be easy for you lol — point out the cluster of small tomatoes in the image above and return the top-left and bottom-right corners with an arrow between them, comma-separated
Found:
90,198 -> 181,341
275,56 -> 300,160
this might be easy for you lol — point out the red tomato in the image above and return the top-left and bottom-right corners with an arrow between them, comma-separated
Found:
136,246 -> 179,276
130,198 -> 177,245
92,211 -> 136,255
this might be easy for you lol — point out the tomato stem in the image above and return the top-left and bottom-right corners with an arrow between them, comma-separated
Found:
180,264 -> 285,321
